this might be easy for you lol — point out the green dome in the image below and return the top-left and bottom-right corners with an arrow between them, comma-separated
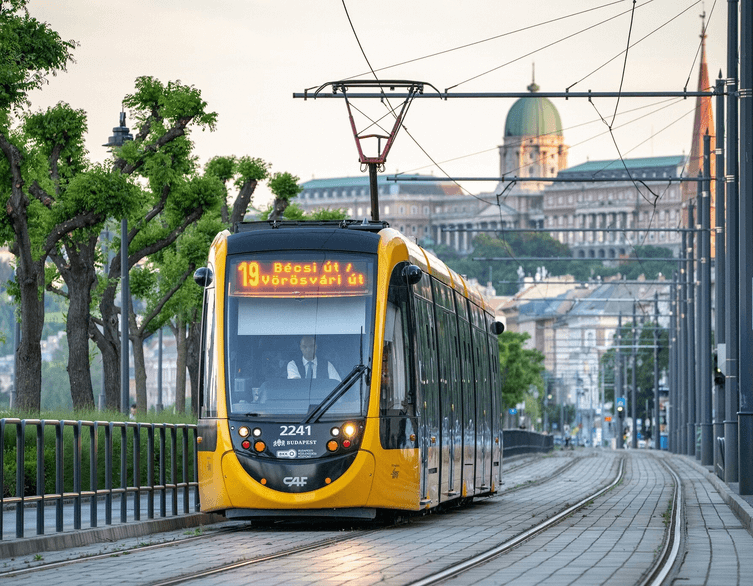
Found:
504,82 -> 563,138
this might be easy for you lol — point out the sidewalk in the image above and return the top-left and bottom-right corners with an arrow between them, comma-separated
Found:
1,490 -> 223,559
674,453 -> 753,535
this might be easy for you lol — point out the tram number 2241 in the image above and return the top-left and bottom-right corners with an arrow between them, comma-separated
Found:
280,425 -> 312,436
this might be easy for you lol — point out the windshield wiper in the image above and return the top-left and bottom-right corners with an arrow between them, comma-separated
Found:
301,364 -> 367,424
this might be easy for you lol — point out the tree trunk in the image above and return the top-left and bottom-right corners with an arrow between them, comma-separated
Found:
95,281 -> 123,411
3,134 -> 45,413
186,320 -> 202,415
230,179 -> 257,226
52,237 -> 98,411
130,311 -> 148,413
268,197 -> 289,221
15,260 -> 45,413
171,319 -> 188,414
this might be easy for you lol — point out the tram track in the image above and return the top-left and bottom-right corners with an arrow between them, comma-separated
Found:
147,528 -> 380,586
406,457 -> 628,586
408,454 -> 683,586
145,453 -> 622,586
0,451 -> 624,586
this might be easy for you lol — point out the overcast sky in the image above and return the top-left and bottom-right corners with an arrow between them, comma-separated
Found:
28,0 -> 728,206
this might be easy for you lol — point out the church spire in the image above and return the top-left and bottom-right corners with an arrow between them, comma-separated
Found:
683,12 -> 715,226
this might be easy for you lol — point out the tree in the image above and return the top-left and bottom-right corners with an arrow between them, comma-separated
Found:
497,331 -> 545,409
438,233 -> 573,295
204,155 -> 269,226
267,172 -> 303,221
0,2 -> 88,411
92,76 -> 221,411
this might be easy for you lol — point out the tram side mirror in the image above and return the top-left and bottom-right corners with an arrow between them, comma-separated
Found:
402,264 -> 422,286
194,267 -> 214,288
490,321 -> 505,335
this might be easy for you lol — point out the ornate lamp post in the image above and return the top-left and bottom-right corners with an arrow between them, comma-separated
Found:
103,111 -> 133,414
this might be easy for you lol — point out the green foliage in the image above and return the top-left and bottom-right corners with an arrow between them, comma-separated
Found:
440,233 -> 572,295
498,331 -> 545,408
308,207 -> 348,220
123,77 -> 217,134
268,172 -> 302,202
57,164 -> 141,222
0,1 -> 76,113
164,174 -> 223,220
433,235 -> 676,294
257,203 -> 347,222
204,155 -> 236,183
235,156 -> 269,187
24,103 -> 88,182
599,320 -> 668,419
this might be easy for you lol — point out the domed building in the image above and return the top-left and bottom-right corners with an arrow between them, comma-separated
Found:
500,78 -> 568,184
496,76 -> 569,229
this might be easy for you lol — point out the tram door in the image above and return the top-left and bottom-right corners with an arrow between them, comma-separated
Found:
414,277 -> 439,506
487,318 -> 503,488
472,306 -> 492,492
432,281 -> 462,501
455,294 -> 476,496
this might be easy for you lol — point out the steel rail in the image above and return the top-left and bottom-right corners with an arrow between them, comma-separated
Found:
407,457 -> 626,586
0,526 -> 248,579
638,457 -> 683,586
148,529 -> 380,586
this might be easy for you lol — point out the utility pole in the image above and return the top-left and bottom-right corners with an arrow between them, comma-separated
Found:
724,0 -> 739,484
715,73 -> 726,471
700,134 -> 713,465
687,203 -> 696,456
738,0 -> 753,495
617,313 -> 623,449
632,302 -> 638,450
654,292 -> 660,450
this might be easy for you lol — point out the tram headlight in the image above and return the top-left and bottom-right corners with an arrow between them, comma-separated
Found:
330,427 -> 341,437
343,423 -> 357,438
238,426 -> 250,438
252,428 -> 262,437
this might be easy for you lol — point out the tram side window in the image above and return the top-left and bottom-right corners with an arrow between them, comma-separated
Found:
381,264 -> 414,416
200,280 -> 218,418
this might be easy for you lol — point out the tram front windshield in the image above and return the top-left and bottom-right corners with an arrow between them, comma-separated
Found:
225,252 -> 375,420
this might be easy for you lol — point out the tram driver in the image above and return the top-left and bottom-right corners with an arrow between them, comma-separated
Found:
287,335 -> 341,381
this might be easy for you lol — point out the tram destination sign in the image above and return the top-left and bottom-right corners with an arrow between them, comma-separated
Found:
230,259 -> 371,297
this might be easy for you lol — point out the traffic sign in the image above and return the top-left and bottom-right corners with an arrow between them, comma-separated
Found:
605,416 -> 612,422
616,397 -> 626,409
509,408 -> 517,415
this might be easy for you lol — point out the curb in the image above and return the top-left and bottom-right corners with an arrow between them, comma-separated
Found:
678,454 -> 753,536
0,512 -> 225,559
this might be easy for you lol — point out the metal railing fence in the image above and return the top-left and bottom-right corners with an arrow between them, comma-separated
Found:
0,418 -> 199,540
503,429 -> 554,458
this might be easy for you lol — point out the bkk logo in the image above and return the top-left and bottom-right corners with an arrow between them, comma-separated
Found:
276,449 -> 297,458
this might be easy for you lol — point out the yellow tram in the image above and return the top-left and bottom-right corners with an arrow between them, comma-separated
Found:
194,220 -> 505,519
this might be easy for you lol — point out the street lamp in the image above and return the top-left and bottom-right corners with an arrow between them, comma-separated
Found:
104,110 -> 133,414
